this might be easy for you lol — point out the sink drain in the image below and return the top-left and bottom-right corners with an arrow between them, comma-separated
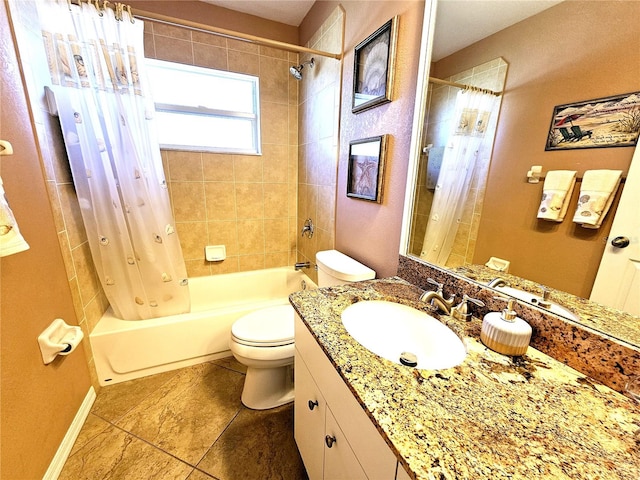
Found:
399,351 -> 418,367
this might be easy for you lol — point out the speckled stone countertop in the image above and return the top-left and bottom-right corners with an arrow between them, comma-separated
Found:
289,278 -> 640,480
452,264 -> 640,347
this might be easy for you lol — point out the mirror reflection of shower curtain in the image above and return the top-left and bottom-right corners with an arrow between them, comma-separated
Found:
420,89 -> 497,265
37,0 -> 190,320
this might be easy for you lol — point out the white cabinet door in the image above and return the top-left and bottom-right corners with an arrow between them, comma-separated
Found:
591,144 -> 640,315
323,405 -> 368,480
294,351 -> 326,480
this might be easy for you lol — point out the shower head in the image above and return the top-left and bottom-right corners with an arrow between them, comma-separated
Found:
289,58 -> 314,80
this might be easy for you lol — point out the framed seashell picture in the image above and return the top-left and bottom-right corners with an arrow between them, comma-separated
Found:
352,16 -> 398,114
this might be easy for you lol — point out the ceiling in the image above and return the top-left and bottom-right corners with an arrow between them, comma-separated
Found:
200,0 -> 563,59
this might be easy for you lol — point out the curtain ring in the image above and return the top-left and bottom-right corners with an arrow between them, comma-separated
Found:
126,4 -> 134,23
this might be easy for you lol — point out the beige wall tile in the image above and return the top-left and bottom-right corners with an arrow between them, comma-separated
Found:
264,218 -> 288,253
205,183 -> 236,221
260,57 -> 289,104
185,259 -> 211,277
238,254 -> 265,272
235,183 -> 264,219
211,257 -> 239,275
193,43 -> 229,70
71,242 -> 101,307
203,154 -> 234,181
227,50 -> 259,75
167,151 -> 203,181
233,155 -> 263,183
192,31 -> 226,47
237,219 -> 264,255
265,252 -> 288,268
261,102 -> 289,145
264,183 -> 289,219
154,35 -> 193,64
58,183 -> 88,248
262,144 -> 289,183
176,222 -> 208,260
171,182 -> 206,221
208,220 -> 239,256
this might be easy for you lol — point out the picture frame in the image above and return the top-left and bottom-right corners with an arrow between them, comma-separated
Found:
545,91 -> 640,151
346,135 -> 387,203
352,17 -> 398,114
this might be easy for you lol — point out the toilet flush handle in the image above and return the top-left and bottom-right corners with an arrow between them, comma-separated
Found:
308,399 -> 319,411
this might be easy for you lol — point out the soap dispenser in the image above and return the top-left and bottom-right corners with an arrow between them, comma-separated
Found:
481,297 -> 532,356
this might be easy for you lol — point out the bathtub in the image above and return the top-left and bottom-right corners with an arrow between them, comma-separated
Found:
90,267 -> 316,386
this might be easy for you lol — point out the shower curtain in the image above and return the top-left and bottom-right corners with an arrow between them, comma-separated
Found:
37,0 -> 190,320
420,88 -> 497,266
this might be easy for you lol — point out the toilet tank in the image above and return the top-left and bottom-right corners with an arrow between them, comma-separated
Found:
315,250 -> 375,287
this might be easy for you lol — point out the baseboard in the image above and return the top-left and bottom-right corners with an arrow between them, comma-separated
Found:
43,386 -> 96,480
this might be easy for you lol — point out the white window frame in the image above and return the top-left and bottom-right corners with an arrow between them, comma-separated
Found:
146,58 -> 261,155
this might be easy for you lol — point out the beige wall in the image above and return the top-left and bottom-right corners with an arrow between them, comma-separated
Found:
332,0 -> 425,278
1,2 -> 92,478
433,1 -> 639,298
144,21 -> 300,276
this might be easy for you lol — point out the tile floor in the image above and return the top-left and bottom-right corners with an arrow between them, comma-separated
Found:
60,358 -> 308,480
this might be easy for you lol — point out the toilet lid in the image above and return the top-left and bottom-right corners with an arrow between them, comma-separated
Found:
231,305 -> 294,346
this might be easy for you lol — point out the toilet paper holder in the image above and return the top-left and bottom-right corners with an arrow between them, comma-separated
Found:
37,318 -> 84,365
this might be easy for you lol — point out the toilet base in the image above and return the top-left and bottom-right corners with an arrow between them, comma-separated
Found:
241,364 -> 294,410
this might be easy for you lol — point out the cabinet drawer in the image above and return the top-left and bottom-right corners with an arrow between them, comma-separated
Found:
295,314 -> 397,480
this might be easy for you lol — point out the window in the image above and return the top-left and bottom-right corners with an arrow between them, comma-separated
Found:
146,59 -> 261,155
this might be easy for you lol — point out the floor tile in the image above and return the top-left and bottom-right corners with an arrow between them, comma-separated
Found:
116,362 -> 245,465
212,356 -> 247,374
69,413 -> 111,456
60,424 -> 193,480
92,369 -> 180,423
197,403 -> 308,480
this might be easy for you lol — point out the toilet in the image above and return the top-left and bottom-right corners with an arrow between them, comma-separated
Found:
229,250 -> 375,410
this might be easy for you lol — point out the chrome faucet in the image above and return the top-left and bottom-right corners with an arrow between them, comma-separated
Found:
301,218 -> 314,238
487,277 -> 509,288
295,261 -> 310,271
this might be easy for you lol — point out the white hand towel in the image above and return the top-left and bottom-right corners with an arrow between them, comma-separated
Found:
573,169 -> 623,228
0,176 -> 30,257
537,170 -> 577,222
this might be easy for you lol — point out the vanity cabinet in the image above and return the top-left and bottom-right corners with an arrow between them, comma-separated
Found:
294,314 -> 400,480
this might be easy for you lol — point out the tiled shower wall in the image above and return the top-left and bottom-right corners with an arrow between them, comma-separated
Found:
296,7 -> 344,284
144,21 -> 300,276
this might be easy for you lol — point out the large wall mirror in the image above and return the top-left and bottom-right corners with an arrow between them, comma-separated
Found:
401,0 -> 640,347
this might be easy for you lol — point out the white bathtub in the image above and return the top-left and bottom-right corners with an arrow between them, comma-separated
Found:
90,267 -> 316,385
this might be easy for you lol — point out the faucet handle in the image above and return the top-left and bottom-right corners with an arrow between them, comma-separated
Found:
538,285 -> 552,308
451,294 -> 485,321
426,278 -> 444,294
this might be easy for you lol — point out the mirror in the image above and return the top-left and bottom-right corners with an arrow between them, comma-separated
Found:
401,0 -> 639,346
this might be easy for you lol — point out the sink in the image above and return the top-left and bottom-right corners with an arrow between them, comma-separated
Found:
495,286 -> 579,321
341,300 -> 467,369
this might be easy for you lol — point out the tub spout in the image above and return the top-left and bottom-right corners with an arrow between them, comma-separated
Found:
295,261 -> 311,271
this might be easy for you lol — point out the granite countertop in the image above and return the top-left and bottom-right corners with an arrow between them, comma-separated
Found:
289,277 -> 640,480
452,264 -> 640,347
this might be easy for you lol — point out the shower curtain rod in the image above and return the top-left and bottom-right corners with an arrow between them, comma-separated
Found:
429,76 -> 501,97
68,0 -> 341,59
133,8 -> 342,60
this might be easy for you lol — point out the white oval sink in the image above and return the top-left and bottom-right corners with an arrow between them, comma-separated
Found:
495,285 -> 579,321
341,300 -> 467,369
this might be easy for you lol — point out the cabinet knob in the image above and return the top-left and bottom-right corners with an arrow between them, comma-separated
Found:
308,399 -> 319,410
325,435 -> 337,448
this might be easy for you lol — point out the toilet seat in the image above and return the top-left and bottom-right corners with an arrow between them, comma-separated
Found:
231,305 -> 294,347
